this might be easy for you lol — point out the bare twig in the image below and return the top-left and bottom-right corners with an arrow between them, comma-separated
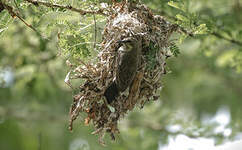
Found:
78,59 -> 97,74
93,13 -> 97,50
3,4 -> 32,30
24,0 -> 107,16
2,3 -> 40,34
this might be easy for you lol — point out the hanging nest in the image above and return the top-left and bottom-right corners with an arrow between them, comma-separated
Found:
67,1 -> 177,144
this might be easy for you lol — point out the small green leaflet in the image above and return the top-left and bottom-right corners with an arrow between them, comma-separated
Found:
176,14 -> 189,22
168,1 -> 186,12
194,24 -> 208,35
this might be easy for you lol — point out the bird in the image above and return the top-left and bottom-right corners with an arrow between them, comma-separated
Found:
104,37 -> 142,104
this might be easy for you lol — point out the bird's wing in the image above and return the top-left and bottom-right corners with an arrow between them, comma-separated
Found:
116,47 -> 137,92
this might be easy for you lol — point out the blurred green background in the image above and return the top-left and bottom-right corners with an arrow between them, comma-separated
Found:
0,0 -> 242,150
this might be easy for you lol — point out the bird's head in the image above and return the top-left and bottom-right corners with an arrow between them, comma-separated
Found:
117,37 -> 137,52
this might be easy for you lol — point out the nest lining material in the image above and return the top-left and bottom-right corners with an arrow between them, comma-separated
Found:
67,2 -> 177,143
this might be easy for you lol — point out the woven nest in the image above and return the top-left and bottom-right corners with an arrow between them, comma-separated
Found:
67,1 -> 177,144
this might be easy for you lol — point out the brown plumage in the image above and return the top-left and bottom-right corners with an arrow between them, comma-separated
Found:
104,37 -> 142,104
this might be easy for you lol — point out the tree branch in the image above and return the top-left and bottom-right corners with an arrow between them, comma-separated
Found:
154,9 -> 242,46
2,2 -> 39,33
24,0 -> 107,16
212,32 -> 242,46
179,26 -> 242,46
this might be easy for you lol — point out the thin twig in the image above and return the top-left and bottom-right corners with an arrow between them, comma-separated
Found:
2,3 -> 34,31
93,13 -> 97,50
70,42 -> 96,48
24,0 -> 107,16
180,27 -> 242,46
78,59 -> 97,74
154,9 -> 242,46
13,0 -> 21,13
91,3 -> 97,50
2,3 -> 44,36
212,32 -> 242,46
16,14 -> 38,32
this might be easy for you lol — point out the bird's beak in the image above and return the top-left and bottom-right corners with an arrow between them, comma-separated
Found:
117,40 -> 123,44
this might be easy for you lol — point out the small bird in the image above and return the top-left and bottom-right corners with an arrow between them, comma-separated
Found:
104,37 -> 142,104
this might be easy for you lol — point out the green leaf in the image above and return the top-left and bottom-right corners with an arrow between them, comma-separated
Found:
168,1 -> 186,12
193,24 -> 208,35
179,33 -> 188,44
170,42 -> 180,57
176,14 -> 189,22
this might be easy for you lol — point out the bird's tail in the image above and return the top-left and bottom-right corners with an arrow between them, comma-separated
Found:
104,82 -> 119,104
